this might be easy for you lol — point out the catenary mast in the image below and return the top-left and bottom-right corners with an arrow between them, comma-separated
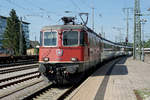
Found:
133,0 -> 141,60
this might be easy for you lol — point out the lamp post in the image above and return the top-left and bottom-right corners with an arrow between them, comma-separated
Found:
141,19 -> 147,62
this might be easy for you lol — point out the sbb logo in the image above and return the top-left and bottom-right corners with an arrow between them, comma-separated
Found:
56,49 -> 63,56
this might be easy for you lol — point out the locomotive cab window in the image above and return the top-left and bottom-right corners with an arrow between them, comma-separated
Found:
44,31 -> 57,46
63,31 -> 78,46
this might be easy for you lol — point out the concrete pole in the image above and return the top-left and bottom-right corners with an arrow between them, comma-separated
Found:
19,17 -> 23,55
126,9 -> 129,43
123,8 -> 132,44
133,0 -> 137,59
141,22 -> 144,61
92,7 -> 94,31
141,19 -> 147,61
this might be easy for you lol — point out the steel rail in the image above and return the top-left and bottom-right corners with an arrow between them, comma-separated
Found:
0,74 -> 40,89
0,65 -> 38,74
0,71 -> 39,83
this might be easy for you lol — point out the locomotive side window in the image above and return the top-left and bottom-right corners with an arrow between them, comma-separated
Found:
40,31 -> 43,46
44,31 -> 57,46
80,31 -> 88,46
80,31 -> 84,45
63,31 -> 78,46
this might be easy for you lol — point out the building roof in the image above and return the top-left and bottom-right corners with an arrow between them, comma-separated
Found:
0,15 -> 7,19
29,40 -> 40,48
0,15 -> 30,24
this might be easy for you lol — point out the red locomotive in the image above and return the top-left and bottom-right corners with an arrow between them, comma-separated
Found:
38,17 -> 132,84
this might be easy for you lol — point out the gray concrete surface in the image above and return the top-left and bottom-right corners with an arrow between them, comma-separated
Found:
66,57 -> 150,100
144,54 -> 150,64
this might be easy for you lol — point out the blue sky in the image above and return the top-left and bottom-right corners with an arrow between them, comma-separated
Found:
0,0 -> 150,42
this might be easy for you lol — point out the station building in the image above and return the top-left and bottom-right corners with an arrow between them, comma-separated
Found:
0,15 -> 30,54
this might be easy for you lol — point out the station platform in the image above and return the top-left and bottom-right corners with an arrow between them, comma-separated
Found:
66,57 -> 150,100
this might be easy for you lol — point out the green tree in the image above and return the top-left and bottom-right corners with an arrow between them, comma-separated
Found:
144,39 -> 150,48
2,9 -> 27,55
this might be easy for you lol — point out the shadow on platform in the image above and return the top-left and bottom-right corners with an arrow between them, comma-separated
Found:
92,57 -> 128,77
93,57 -> 129,100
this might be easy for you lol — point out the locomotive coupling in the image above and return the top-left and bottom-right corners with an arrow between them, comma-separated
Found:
65,64 -> 79,74
38,63 -> 79,75
53,64 -> 79,74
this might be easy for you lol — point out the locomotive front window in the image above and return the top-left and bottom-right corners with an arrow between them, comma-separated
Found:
44,31 -> 57,46
63,31 -> 78,46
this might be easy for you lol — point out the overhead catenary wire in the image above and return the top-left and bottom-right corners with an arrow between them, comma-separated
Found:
3,0 -> 60,23
5,0 -> 62,17
24,0 -> 64,24
5,0 -> 28,10
25,0 -> 62,17
69,0 -> 82,12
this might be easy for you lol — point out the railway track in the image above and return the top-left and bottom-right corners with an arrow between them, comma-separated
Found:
0,57 -> 124,100
22,75 -> 86,100
0,64 -> 39,74
0,77 -> 44,100
22,83 -> 71,100
0,64 -> 81,100
21,59 -> 120,100
0,63 -> 42,100
0,70 -> 39,82
22,73 -> 86,100
0,60 -> 38,68
0,72 -> 39,89
0,62 -> 43,100
31,86 -> 71,100
0,61 -> 78,100
0,55 -> 38,65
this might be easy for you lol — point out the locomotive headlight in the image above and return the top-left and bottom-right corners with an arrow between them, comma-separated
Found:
71,57 -> 78,62
43,57 -> 49,62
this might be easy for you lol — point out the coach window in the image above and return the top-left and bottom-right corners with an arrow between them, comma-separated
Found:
44,31 -> 57,46
63,31 -> 78,46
